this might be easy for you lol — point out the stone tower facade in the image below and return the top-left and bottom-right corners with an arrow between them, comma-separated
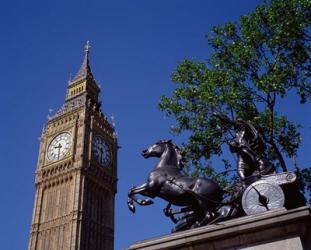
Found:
28,42 -> 118,250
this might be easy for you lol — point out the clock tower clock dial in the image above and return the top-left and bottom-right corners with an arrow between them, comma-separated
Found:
47,132 -> 72,161
92,135 -> 112,167
28,42 -> 118,250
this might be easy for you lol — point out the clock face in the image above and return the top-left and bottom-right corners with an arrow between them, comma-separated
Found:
92,135 -> 111,166
47,132 -> 72,161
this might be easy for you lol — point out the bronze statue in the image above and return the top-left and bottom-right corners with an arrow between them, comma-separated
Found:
127,119 -> 305,232
127,140 -> 242,232
217,115 -> 275,185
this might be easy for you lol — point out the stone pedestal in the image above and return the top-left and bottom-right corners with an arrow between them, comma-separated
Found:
128,206 -> 311,250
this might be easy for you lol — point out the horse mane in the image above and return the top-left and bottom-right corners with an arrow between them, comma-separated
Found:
158,139 -> 185,169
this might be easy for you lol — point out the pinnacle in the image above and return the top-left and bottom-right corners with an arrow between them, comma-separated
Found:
70,41 -> 94,84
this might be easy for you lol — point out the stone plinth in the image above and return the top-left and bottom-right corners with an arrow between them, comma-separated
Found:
128,206 -> 311,250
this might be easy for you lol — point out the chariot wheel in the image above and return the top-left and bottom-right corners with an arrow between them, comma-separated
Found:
242,180 -> 285,215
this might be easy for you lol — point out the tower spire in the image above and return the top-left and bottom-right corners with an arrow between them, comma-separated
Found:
65,41 -> 100,103
70,40 -> 94,83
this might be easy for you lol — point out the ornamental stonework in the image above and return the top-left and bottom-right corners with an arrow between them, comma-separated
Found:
28,42 -> 118,250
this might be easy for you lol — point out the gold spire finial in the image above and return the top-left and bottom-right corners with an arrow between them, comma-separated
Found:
84,40 -> 91,54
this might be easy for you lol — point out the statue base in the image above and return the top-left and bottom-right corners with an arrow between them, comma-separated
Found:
128,206 -> 311,250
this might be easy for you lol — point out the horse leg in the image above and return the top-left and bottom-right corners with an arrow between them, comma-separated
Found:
190,209 -> 215,228
128,183 -> 155,213
163,204 -> 194,224
164,204 -> 193,217
129,183 -> 155,205
196,205 -> 233,227
204,204 -> 238,226
178,211 -> 195,222
172,213 -> 197,233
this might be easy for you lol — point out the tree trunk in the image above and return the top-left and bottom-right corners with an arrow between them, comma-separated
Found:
269,140 -> 287,172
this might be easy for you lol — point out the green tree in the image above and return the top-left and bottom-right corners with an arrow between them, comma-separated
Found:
159,0 -> 311,194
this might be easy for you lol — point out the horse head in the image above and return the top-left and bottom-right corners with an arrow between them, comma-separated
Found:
142,139 -> 185,169
141,139 -> 171,159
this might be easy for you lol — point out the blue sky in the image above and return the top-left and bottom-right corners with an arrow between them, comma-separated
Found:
0,1 -> 310,250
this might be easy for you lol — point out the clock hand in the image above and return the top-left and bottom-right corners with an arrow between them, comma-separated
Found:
252,186 -> 269,211
55,143 -> 63,160
99,147 -> 104,163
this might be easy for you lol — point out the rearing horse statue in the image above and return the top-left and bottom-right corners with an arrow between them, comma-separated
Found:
127,140 -> 226,231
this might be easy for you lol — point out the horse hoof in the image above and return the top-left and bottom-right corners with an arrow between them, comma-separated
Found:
163,208 -> 171,216
191,222 -> 200,229
130,206 -> 136,213
142,199 -> 154,205
128,203 -> 136,213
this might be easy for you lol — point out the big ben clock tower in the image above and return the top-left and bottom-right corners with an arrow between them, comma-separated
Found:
28,42 -> 118,250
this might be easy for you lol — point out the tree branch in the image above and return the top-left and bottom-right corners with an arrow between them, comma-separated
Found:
269,140 -> 288,172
